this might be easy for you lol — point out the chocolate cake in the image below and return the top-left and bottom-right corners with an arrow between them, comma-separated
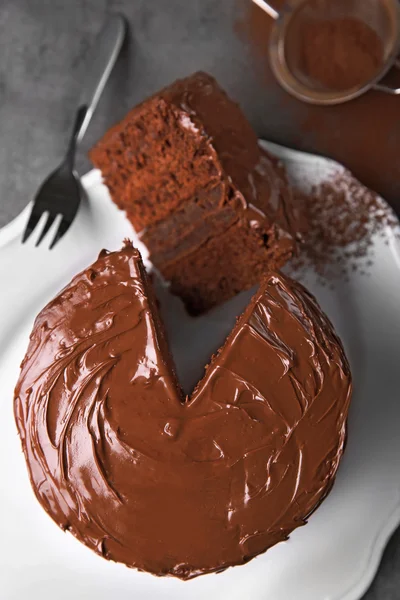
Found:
15,243 -> 352,579
89,72 -> 297,314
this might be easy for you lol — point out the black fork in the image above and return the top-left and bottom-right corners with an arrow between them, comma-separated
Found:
22,14 -> 126,249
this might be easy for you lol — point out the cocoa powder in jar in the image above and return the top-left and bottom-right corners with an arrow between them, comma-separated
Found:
300,17 -> 383,91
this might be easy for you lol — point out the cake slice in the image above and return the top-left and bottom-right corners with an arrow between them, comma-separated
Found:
89,72 -> 297,314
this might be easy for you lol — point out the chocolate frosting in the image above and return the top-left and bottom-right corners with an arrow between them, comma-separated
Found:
161,71 -> 293,224
14,244 -> 352,579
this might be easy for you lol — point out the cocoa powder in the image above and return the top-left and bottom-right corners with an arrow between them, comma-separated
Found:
300,17 -> 383,91
290,172 -> 400,281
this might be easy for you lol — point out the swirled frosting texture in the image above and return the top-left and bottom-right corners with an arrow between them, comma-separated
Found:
14,245 -> 352,579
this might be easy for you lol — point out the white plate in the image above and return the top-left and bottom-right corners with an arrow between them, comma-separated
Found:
0,142 -> 400,600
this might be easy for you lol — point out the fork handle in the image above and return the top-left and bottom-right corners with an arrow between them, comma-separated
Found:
64,105 -> 88,169
75,14 -> 126,144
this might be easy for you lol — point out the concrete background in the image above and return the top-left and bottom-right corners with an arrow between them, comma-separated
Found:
0,1 -> 399,598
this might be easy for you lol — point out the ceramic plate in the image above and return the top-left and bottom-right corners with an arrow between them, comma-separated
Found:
0,142 -> 399,600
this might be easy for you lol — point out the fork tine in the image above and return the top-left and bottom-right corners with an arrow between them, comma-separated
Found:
36,213 -> 56,247
50,217 -> 72,249
22,209 -> 42,244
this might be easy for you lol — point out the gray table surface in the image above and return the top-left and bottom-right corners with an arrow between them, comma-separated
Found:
0,1 -> 399,598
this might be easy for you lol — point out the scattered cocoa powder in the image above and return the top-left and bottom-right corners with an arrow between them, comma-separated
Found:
300,17 -> 383,91
289,171 -> 400,281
